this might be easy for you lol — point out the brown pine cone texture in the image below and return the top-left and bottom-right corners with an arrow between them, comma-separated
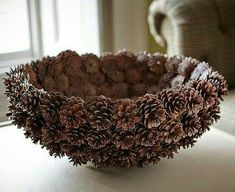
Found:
4,50 -> 228,168
60,97 -> 87,128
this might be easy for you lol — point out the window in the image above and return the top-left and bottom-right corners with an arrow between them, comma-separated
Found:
0,0 -> 101,123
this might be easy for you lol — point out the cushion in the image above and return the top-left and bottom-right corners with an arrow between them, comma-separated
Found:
0,125 -> 235,192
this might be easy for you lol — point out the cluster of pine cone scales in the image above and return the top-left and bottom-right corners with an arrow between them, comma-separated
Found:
4,50 -> 228,168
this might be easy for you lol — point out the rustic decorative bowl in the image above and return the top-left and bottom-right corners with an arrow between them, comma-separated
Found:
4,50 -> 227,168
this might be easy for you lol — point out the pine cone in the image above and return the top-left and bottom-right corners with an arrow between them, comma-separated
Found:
190,62 -> 209,80
43,142 -> 65,157
113,130 -> 134,149
137,94 -> 166,128
190,80 -> 217,107
159,118 -> 183,144
82,53 -> 101,74
111,150 -> 137,168
148,53 -> 166,76
137,144 -> 161,167
182,87 -> 203,113
41,123 -> 66,145
40,92 -> 67,123
87,95 -> 113,130
66,125 -> 89,145
17,86 -> 44,115
25,116 -> 44,143
206,71 -> 228,100
182,113 -> 201,137
115,49 -> 136,71
136,51 -> 149,71
159,143 -> 179,159
59,50 -> 82,78
36,56 -> 55,83
177,57 -> 198,79
178,137 -> 197,149
198,100 -> 220,134
87,129 -> 111,149
60,97 -> 87,128
113,99 -> 139,130
135,126 -> 158,146
62,144 -> 89,165
90,145 -> 113,166
170,75 -> 185,90
6,105 -> 29,128
158,90 -> 186,116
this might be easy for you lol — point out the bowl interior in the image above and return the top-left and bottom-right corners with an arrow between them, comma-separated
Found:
24,50 -> 189,100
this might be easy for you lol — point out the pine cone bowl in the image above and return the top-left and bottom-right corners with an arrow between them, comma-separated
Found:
4,50 -> 228,168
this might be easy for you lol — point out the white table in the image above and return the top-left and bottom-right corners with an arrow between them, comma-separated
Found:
0,126 -> 235,192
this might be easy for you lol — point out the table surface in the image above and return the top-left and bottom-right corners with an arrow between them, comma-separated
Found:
0,126 -> 235,192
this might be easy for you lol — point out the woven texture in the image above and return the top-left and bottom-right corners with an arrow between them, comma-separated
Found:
148,0 -> 235,87
4,50 -> 227,168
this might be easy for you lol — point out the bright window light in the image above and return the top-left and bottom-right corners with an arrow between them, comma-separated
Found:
0,0 -> 30,54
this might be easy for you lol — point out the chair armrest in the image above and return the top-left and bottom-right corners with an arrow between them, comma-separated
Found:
148,0 -> 218,53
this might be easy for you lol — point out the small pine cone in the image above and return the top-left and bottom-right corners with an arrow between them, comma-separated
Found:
66,125 -> 90,145
6,105 -> 29,128
82,53 -> 101,74
178,137 -> 197,149
87,95 -> 113,130
59,50 -> 82,78
177,57 -> 199,79
41,123 -> 66,145
17,86 -> 44,115
198,100 -> 220,131
87,129 -> 111,149
159,143 -> 180,159
182,87 -> 203,113
165,55 -> 183,76
24,63 -> 40,87
89,72 -> 106,86
190,80 -> 217,107
115,49 -> 136,71
48,60 -> 64,79
107,70 -> 125,83
148,53 -> 166,76
101,53 -> 119,74
113,130 -> 134,149
182,113 -> 201,137
137,94 -> 166,128
40,92 -> 67,123
90,145 -> 113,166
60,97 -> 87,128
190,62 -> 209,81
206,71 -> 228,100
170,75 -> 185,90
159,118 -> 183,144
43,142 -> 65,158
25,116 -> 44,143
62,144 -> 89,165
36,56 -> 52,83
137,144 -> 161,160
111,150 -> 137,168
136,51 -> 150,71
125,68 -> 142,84
135,126 -> 158,146
129,83 -> 146,97
113,99 -> 140,130
158,90 -> 186,116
